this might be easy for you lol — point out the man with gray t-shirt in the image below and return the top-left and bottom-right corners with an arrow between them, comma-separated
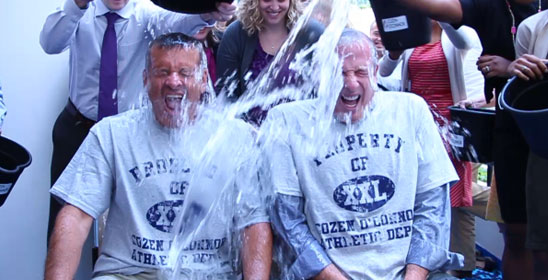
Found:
45,33 -> 271,280
262,29 -> 463,280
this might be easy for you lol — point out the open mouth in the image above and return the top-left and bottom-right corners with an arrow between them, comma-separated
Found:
165,95 -> 184,111
340,94 -> 360,108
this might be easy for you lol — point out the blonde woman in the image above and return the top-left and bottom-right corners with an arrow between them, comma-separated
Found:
216,0 -> 323,105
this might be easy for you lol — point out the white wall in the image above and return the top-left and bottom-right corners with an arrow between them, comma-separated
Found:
476,217 -> 504,259
0,0 -> 86,279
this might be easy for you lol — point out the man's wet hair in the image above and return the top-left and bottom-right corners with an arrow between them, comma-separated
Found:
337,28 -> 378,69
145,32 -> 206,72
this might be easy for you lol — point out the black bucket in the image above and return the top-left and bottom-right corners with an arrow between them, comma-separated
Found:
0,136 -> 32,207
500,75 -> 548,159
449,106 -> 496,163
151,0 -> 233,14
370,0 -> 432,51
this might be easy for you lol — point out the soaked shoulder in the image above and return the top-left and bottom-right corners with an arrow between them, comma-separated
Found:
227,117 -> 257,138
93,108 -> 148,131
267,99 -> 317,120
207,117 -> 257,148
378,91 -> 428,110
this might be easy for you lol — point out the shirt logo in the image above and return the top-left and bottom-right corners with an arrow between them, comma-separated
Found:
146,200 -> 184,233
333,175 -> 395,212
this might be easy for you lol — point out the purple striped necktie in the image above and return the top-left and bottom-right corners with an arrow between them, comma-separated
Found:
98,12 -> 120,121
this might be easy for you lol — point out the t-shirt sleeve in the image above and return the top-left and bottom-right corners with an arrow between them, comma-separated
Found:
224,121 -> 268,230
260,108 -> 303,197
514,18 -> 533,57
235,150 -> 270,230
414,98 -> 459,194
50,127 -> 114,219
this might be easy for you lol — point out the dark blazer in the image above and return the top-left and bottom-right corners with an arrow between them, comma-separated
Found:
216,19 -> 325,99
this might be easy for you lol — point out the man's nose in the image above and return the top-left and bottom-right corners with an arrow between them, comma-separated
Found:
166,72 -> 183,88
344,74 -> 359,90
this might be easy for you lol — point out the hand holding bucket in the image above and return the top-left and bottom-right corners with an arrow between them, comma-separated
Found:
499,66 -> 548,159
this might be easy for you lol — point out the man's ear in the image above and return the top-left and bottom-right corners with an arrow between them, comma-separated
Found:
202,69 -> 208,84
200,69 -> 208,92
373,64 -> 379,83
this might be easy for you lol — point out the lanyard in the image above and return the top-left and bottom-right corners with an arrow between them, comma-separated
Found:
506,0 -> 517,41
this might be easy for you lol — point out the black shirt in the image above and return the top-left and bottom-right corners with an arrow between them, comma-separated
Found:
457,0 -> 536,101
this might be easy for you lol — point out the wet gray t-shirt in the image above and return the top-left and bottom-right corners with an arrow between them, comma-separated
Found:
264,92 -> 458,279
51,108 -> 267,278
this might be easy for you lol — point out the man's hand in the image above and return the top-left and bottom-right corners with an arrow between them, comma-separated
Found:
74,0 -> 93,9
313,264 -> 348,280
477,55 -> 512,79
508,54 -> 548,81
388,50 -> 404,60
404,264 -> 429,280
201,2 -> 236,22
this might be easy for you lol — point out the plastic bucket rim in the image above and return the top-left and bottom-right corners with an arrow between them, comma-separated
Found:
0,137 -> 32,174
0,158 -> 31,174
501,76 -> 548,114
500,76 -> 548,159
448,105 -> 496,116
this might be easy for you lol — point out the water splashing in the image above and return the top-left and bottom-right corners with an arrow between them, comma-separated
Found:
138,1 -> 374,278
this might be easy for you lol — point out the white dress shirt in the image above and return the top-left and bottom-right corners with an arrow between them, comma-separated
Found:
40,0 -> 210,121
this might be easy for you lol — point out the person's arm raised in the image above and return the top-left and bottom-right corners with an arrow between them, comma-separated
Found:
40,0 -> 90,54
398,0 -> 463,24
74,0 -> 93,9
200,2 -> 236,22
45,204 -> 94,280
378,50 -> 404,77
439,22 -> 471,50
